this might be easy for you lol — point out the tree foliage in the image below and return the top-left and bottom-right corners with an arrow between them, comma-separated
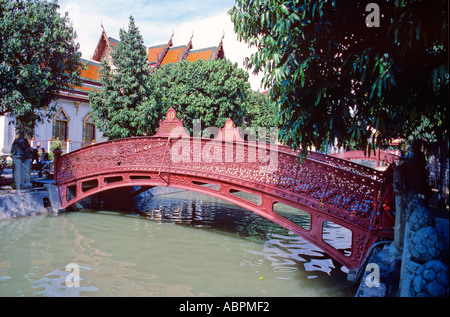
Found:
149,58 -> 250,134
89,16 -> 156,139
229,0 -> 448,157
0,0 -> 83,133
245,90 -> 276,129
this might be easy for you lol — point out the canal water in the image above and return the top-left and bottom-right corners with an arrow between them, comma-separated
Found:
0,189 -> 357,297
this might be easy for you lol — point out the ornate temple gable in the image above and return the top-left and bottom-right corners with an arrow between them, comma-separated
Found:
91,24 -> 123,67
148,33 -> 174,72
216,118 -> 244,142
212,33 -> 225,60
92,25 -> 112,63
179,33 -> 194,62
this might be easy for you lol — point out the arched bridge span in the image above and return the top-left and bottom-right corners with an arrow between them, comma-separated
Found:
52,109 -> 394,271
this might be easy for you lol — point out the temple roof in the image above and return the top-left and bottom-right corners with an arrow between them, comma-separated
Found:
160,45 -> 186,65
148,44 -> 168,63
148,32 -> 223,71
79,60 -> 101,82
60,27 -> 225,102
186,47 -> 218,62
59,59 -> 102,102
92,28 -> 224,70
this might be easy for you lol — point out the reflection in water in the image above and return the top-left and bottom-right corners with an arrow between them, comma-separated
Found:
0,189 -> 357,297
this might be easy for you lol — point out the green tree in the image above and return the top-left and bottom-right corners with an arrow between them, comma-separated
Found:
0,0 -> 83,134
229,0 -> 448,155
89,16 -> 155,139
245,90 -> 276,129
149,58 -> 250,134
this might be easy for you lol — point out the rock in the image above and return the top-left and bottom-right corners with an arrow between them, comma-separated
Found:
410,226 -> 446,264
406,193 -> 426,221
410,260 -> 449,297
408,206 -> 435,232
0,189 -> 49,220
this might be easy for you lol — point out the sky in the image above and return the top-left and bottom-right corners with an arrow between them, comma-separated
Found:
57,0 -> 264,91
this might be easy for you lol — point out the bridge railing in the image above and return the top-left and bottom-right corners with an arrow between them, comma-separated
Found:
54,135 -> 391,232
331,150 -> 401,165
277,146 -> 386,180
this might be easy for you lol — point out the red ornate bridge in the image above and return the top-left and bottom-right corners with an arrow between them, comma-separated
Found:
52,108 -> 395,271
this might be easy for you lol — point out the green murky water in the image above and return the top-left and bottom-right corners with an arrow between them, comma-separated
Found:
0,190 -> 356,297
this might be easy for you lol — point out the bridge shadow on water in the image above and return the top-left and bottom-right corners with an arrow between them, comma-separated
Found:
76,186 -> 352,249
70,185 -> 357,295
74,186 -> 307,241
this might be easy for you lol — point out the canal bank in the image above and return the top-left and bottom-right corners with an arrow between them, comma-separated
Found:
0,187 -> 50,220
1,167 -> 53,219
1,169 -> 448,297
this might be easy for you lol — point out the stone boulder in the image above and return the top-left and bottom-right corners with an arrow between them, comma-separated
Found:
408,206 -> 435,232
410,260 -> 449,297
410,226 -> 446,264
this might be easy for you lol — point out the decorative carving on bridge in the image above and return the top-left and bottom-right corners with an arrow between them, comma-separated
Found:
215,118 -> 244,142
153,107 -> 189,138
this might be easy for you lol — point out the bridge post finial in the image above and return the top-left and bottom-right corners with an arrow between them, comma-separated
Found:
153,107 -> 189,138
52,147 -> 62,185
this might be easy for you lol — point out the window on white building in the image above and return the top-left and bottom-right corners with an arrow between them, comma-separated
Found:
83,113 -> 96,146
53,107 -> 69,143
